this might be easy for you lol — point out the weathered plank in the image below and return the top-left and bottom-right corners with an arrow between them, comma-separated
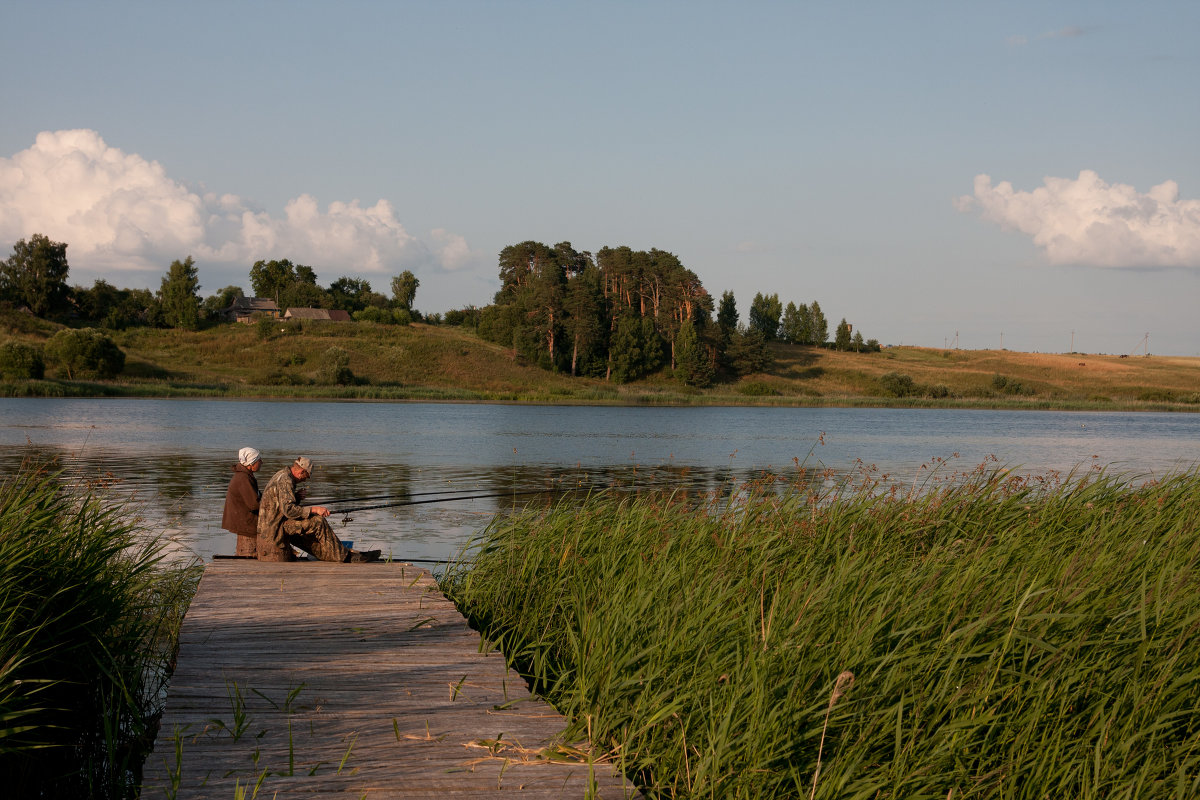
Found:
141,560 -> 639,799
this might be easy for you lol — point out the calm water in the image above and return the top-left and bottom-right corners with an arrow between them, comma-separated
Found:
1,399 -> 1197,564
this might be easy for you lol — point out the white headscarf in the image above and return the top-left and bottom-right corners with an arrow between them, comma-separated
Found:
238,447 -> 261,467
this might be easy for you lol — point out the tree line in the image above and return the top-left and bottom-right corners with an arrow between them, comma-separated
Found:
1,233 -> 881,387
0,233 -> 424,332
471,240 -> 879,387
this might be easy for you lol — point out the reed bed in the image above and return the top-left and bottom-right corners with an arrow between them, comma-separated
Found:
0,464 -> 200,799
444,465 -> 1200,799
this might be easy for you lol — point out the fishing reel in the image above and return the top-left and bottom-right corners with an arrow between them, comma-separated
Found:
340,514 -> 354,527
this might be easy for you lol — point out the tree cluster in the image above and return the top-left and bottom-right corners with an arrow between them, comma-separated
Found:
476,242 -> 722,385
474,242 -> 879,387
249,259 -> 420,321
0,234 -> 424,332
749,292 -> 880,353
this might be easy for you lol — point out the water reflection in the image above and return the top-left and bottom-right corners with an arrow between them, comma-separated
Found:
3,400 -> 1197,567
1,444 -> 800,567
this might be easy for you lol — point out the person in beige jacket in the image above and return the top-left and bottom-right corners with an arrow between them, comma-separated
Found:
256,455 -> 380,562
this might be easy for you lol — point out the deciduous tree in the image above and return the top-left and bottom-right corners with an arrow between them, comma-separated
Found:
834,318 -> 852,351
249,259 -> 296,304
390,270 -> 419,311
1,234 -> 70,316
809,301 -> 829,346
44,328 -> 125,379
202,285 -> 244,318
159,256 -> 201,329
748,292 -> 782,341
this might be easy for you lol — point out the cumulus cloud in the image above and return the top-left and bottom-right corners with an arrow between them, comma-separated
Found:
430,228 -> 471,271
0,129 -> 474,279
956,170 -> 1200,268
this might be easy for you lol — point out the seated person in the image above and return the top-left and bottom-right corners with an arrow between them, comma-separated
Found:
256,456 -> 381,563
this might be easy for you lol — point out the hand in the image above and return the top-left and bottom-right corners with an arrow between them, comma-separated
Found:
311,505 -> 330,517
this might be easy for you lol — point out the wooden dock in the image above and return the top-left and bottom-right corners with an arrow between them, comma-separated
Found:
141,560 -> 640,798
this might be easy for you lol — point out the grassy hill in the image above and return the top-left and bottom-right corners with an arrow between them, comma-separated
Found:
2,309 -> 1198,410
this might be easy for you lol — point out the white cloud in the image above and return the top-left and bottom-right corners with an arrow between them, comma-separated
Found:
956,170 -> 1200,268
0,129 -> 473,280
430,228 -> 472,271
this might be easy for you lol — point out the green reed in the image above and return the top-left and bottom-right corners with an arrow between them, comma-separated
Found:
0,463 -> 200,799
444,465 -> 1200,799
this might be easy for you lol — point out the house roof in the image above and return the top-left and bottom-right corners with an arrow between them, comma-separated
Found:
227,297 -> 280,312
283,307 -> 352,321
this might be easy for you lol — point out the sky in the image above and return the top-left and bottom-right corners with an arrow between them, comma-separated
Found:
2,1 -> 1198,355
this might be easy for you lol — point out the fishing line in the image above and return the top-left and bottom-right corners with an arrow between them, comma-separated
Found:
308,482 -> 583,507
337,487 -> 585,514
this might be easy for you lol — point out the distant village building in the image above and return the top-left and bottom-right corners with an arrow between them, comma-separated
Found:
283,307 -> 352,322
222,297 -> 281,323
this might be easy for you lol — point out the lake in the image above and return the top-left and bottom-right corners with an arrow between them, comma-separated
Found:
1,399 -> 1196,564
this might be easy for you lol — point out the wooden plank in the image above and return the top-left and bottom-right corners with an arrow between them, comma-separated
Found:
141,560 -> 640,799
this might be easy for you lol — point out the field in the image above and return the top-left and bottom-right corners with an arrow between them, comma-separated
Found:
444,466 -> 1200,798
2,309 -> 1198,409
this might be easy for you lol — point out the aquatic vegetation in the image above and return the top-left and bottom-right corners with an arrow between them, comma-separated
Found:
445,466 -> 1200,798
0,463 -> 200,799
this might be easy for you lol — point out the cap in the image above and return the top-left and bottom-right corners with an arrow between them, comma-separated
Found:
294,456 -> 313,472
238,447 -> 261,467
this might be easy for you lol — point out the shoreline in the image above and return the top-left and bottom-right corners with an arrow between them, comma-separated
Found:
2,378 -> 1199,413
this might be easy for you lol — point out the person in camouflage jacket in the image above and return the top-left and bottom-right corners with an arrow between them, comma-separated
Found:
256,456 -> 380,562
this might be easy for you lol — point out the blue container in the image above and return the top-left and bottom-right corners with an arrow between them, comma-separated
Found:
340,539 -> 354,551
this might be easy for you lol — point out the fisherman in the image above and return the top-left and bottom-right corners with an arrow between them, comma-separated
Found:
221,446 -> 263,557
257,456 -> 381,563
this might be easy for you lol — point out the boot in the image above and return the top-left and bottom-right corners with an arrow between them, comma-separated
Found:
347,549 -> 382,563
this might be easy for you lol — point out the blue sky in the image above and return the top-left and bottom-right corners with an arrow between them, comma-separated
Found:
2,1 -> 1198,355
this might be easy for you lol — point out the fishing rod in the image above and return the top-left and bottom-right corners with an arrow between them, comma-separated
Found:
307,482 -> 588,507
336,486 -> 590,515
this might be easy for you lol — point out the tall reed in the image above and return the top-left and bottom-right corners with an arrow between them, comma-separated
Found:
445,466 -> 1200,798
0,463 -> 200,799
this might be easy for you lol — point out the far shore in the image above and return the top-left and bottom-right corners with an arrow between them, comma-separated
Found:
3,311 -> 1198,412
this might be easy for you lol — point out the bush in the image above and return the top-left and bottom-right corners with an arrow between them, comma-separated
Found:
255,315 -> 276,340
928,384 -> 952,399
0,341 -> 45,379
44,328 -> 125,379
991,374 -> 1032,396
738,381 -> 779,396
352,306 -> 395,324
261,370 -> 305,386
315,346 -> 354,385
880,371 -> 917,397
443,306 -> 480,327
